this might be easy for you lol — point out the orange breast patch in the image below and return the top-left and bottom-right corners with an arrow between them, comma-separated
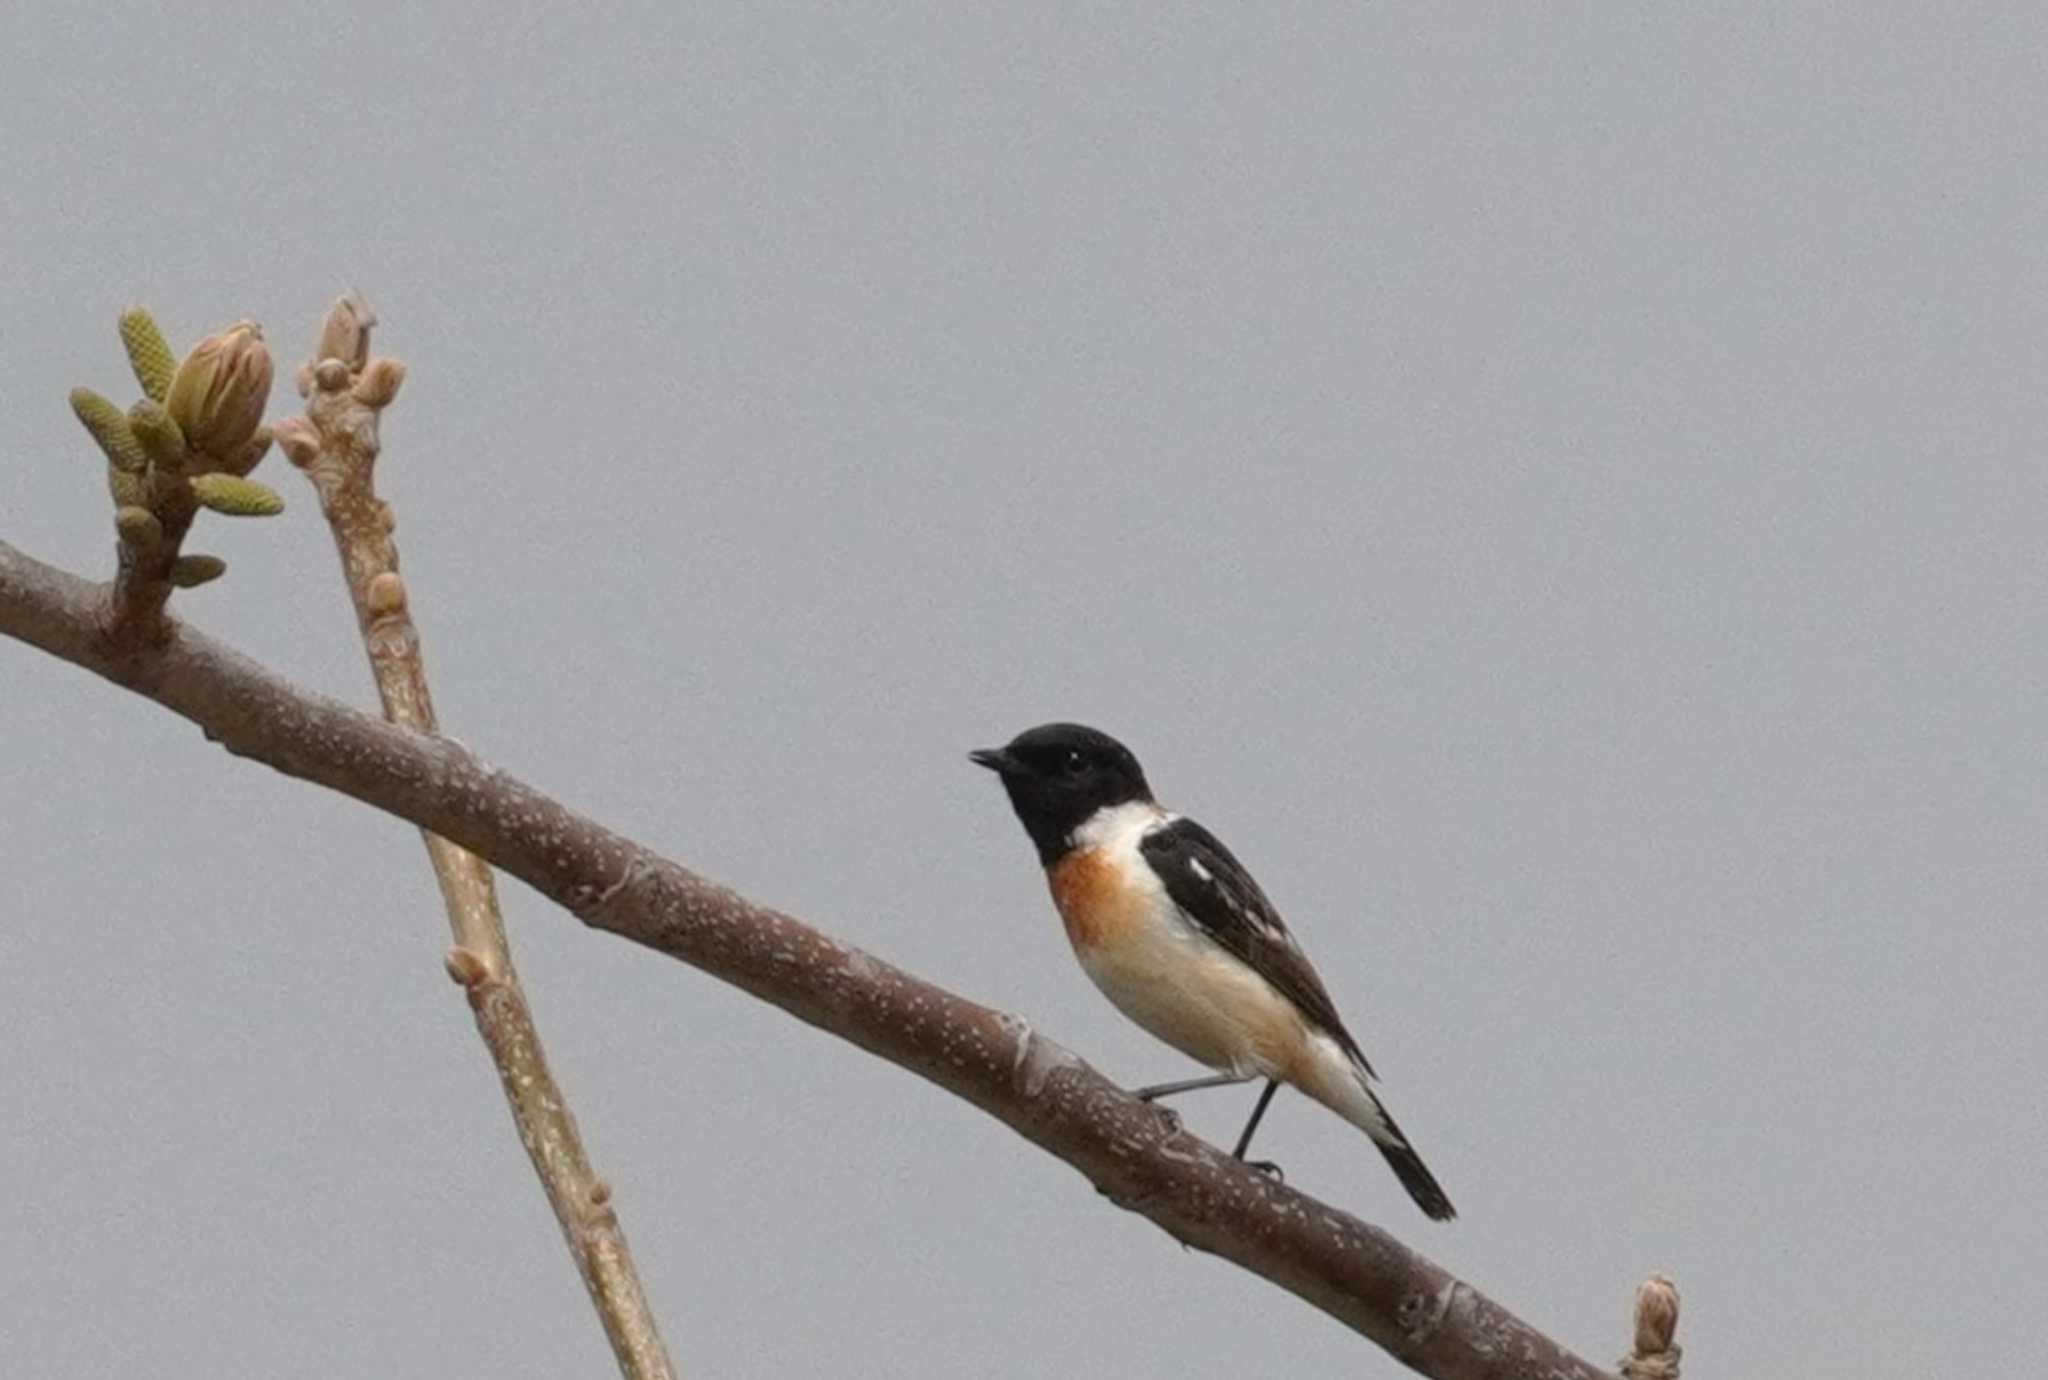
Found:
1047,846 -> 1146,953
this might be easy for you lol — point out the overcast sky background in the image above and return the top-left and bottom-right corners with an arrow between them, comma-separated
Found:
4,7 -> 2044,1377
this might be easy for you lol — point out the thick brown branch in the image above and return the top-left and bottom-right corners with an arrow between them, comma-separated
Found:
0,537 -> 1623,1380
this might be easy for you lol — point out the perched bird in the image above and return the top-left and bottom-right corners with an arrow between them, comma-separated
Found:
971,722 -> 1454,1220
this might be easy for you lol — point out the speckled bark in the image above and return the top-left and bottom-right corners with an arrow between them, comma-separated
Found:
1,539 -> 1624,1380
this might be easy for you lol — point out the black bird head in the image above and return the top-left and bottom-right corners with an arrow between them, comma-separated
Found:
970,722 -> 1154,863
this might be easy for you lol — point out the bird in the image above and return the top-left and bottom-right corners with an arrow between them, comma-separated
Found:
970,721 -> 1454,1220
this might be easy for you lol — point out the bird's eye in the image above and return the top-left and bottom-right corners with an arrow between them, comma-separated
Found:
1063,748 -> 1089,775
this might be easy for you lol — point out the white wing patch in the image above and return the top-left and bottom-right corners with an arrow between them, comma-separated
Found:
1143,816 -> 1290,947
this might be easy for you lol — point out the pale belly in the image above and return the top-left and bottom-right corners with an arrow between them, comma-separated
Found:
1044,806 -> 1370,1121
1073,917 -> 1310,1080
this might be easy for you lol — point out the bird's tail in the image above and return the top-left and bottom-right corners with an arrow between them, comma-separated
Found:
1301,1038 -> 1456,1221
1366,1109 -> 1456,1222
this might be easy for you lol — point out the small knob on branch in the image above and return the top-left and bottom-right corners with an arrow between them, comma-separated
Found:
1619,1273 -> 1681,1380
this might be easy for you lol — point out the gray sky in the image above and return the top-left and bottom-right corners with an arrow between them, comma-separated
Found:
4,6 -> 2044,1376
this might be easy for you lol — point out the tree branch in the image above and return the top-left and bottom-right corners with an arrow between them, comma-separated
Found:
270,296 -> 675,1380
0,537 -> 1629,1380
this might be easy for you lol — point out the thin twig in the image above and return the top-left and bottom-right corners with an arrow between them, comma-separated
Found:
105,489 -> 192,645
0,538 -> 1662,1380
269,297 -> 675,1380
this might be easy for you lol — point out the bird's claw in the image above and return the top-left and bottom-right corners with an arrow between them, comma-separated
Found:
1244,1159 -> 1284,1182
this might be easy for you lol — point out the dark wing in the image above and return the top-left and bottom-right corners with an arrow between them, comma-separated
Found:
1138,816 -> 1374,1077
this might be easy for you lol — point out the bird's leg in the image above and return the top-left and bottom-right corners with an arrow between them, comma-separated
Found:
1230,1079 -> 1282,1175
1132,1072 -> 1257,1102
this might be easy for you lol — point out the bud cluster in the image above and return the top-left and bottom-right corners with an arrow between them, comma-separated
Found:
67,306 -> 289,590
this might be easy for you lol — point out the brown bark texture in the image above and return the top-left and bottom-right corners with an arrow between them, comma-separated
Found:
1,537 -> 1629,1380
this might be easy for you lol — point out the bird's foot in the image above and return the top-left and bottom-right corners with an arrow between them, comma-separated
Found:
1242,1159 -> 1285,1182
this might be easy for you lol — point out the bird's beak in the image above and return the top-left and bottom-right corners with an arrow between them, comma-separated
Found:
968,747 -> 1015,773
